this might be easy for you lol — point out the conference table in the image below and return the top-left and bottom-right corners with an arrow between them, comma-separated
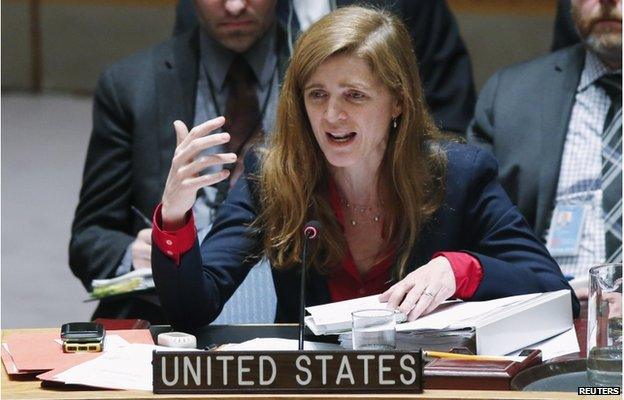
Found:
2,312 -> 618,400
0,337 -> 600,400
0,378 -> 597,400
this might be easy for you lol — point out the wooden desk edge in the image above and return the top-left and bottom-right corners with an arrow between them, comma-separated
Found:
1,328 -> 617,400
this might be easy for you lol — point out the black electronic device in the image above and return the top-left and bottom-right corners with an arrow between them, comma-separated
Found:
60,322 -> 105,353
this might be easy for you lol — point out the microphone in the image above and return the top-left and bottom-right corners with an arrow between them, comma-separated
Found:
299,220 -> 321,351
303,221 -> 320,240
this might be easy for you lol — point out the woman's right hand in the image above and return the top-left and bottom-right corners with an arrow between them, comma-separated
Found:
161,117 -> 237,230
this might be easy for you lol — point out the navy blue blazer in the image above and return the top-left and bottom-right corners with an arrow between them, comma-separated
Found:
152,143 -> 580,331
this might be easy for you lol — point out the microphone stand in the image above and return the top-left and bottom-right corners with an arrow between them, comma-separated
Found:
298,238 -> 309,351
299,221 -> 320,351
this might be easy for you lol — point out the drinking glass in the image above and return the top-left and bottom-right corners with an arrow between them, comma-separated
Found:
587,263 -> 622,387
351,309 -> 396,350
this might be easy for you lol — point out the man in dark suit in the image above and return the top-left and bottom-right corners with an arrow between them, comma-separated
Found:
552,0 -> 581,51
174,0 -> 476,134
468,0 -> 621,288
70,0 -> 285,322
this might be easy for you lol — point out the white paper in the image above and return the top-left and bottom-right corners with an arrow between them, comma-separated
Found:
306,295 -> 399,326
306,295 -> 456,334
306,292 -> 544,335
218,338 -> 341,351
398,293 -> 542,332
2,343 -> 19,373
507,326 -> 580,361
53,344 -> 199,391
91,268 -> 152,287
305,315 -> 326,335
52,339 -> 339,391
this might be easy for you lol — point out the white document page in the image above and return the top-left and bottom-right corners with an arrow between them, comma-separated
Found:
53,344 -> 199,391
2,343 -> 19,373
397,293 -> 541,331
306,295 -> 458,333
306,292 -> 544,335
91,268 -> 152,287
306,295 -> 390,326
219,338 -> 341,351
507,326 -> 580,361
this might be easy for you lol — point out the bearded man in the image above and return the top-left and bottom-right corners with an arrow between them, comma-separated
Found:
468,0 -> 622,294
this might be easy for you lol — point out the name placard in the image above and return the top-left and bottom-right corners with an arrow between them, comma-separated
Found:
152,350 -> 423,394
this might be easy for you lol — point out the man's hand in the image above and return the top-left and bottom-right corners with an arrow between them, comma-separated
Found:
161,117 -> 237,230
131,228 -> 152,269
379,256 -> 456,321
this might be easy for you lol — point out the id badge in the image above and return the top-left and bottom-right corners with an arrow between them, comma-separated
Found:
547,204 -> 586,257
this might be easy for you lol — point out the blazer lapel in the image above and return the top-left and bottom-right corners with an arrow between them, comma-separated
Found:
535,45 -> 585,237
155,29 -> 200,187
308,269 -> 332,306
275,22 -> 290,84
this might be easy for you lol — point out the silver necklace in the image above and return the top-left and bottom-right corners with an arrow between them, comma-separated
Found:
341,198 -> 383,226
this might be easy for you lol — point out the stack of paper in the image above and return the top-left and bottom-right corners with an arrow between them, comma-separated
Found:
40,340 -> 339,391
305,290 -> 574,356
43,344 -> 196,391
90,268 -> 154,299
305,293 -> 533,335
305,295 -> 410,334
339,328 -> 476,353
508,327 -> 580,361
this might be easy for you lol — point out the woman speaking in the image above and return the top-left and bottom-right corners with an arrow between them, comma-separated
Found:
151,6 -> 578,331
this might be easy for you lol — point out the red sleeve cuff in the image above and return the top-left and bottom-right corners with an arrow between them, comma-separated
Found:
152,203 -> 197,265
434,251 -> 483,300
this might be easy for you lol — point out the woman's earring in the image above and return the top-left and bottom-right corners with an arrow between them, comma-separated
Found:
392,117 -> 397,129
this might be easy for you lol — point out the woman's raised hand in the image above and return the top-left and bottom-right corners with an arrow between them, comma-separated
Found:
379,256 -> 456,321
161,117 -> 237,230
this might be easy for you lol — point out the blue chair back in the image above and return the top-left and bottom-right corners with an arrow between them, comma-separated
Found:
211,258 -> 276,324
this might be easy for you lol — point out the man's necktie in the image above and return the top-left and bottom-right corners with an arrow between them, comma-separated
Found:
596,73 -> 622,263
213,56 -> 263,202
224,56 -> 262,155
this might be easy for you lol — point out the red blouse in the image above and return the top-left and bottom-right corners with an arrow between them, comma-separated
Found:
152,190 -> 483,301
324,180 -> 482,301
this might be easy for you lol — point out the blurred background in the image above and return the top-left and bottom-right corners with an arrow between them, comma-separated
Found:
2,0 -> 560,328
